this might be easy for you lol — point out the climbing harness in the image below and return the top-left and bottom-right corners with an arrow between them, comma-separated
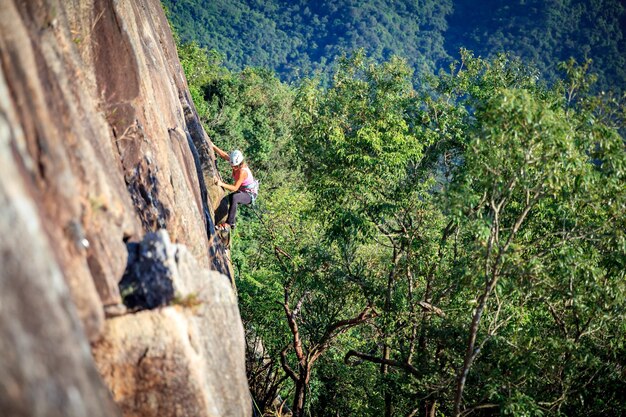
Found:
241,179 -> 260,204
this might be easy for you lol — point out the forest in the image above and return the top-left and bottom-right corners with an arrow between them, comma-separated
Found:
169,2 -> 626,416
163,0 -> 626,92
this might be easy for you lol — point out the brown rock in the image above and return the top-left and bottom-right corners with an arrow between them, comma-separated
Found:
0,0 -> 231,340
0,99 -> 121,417
92,229 -> 250,417
1,0 -> 245,414
93,276 -> 250,417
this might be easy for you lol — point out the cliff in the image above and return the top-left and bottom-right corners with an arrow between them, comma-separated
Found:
0,0 -> 249,416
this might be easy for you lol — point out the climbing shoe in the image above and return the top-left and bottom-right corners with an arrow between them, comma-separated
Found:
216,223 -> 231,232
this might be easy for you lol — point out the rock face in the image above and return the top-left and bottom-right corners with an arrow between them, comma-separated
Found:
0,0 -> 248,415
0,109 -> 121,417
93,232 -> 250,417
119,233 -> 178,311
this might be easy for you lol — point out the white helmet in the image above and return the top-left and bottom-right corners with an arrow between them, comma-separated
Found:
229,149 -> 244,166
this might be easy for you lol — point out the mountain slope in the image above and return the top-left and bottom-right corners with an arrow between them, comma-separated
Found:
163,0 -> 452,80
163,0 -> 626,91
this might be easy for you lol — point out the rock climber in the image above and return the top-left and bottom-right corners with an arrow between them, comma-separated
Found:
213,143 -> 258,231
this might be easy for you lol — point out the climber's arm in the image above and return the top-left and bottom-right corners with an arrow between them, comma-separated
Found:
218,169 -> 248,192
212,143 -> 230,161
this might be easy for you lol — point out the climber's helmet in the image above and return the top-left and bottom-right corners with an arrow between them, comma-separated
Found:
229,149 -> 244,167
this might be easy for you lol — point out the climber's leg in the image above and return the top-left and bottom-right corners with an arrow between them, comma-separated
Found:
226,191 -> 252,228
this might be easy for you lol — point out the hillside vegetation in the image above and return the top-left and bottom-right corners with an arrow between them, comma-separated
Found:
177,32 -> 626,415
163,0 -> 626,92
167,1 -> 626,415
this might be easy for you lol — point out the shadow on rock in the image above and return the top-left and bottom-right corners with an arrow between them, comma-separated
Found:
119,232 -> 175,310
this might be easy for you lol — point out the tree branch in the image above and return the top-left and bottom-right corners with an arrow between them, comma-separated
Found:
417,301 -> 446,317
344,350 -> 421,378
311,305 -> 378,361
283,291 -> 306,366
280,345 -> 298,382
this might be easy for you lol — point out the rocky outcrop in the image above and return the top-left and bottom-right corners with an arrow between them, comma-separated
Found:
93,232 -> 249,417
0,111 -> 121,417
119,233 -> 178,311
0,0 -> 248,415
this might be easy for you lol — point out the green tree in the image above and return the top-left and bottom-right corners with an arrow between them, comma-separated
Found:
238,185 -> 375,417
177,33 -> 626,415
295,52 -> 453,416
436,55 -> 625,416
295,51 -> 626,416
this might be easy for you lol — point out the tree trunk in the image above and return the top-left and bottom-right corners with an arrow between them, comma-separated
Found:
381,247 -> 399,417
292,379 -> 307,417
427,400 -> 437,417
382,344 -> 392,417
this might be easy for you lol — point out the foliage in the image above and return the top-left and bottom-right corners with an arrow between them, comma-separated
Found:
176,25 -> 626,415
163,0 -> 626,93
162,0 -> 452,82
295,51 -> 425,241
445,0 -> 626,94
439,53 -> 626,415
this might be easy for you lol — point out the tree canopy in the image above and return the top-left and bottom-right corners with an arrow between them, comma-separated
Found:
163,0 -> 626,92
178,38 -> 626,415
